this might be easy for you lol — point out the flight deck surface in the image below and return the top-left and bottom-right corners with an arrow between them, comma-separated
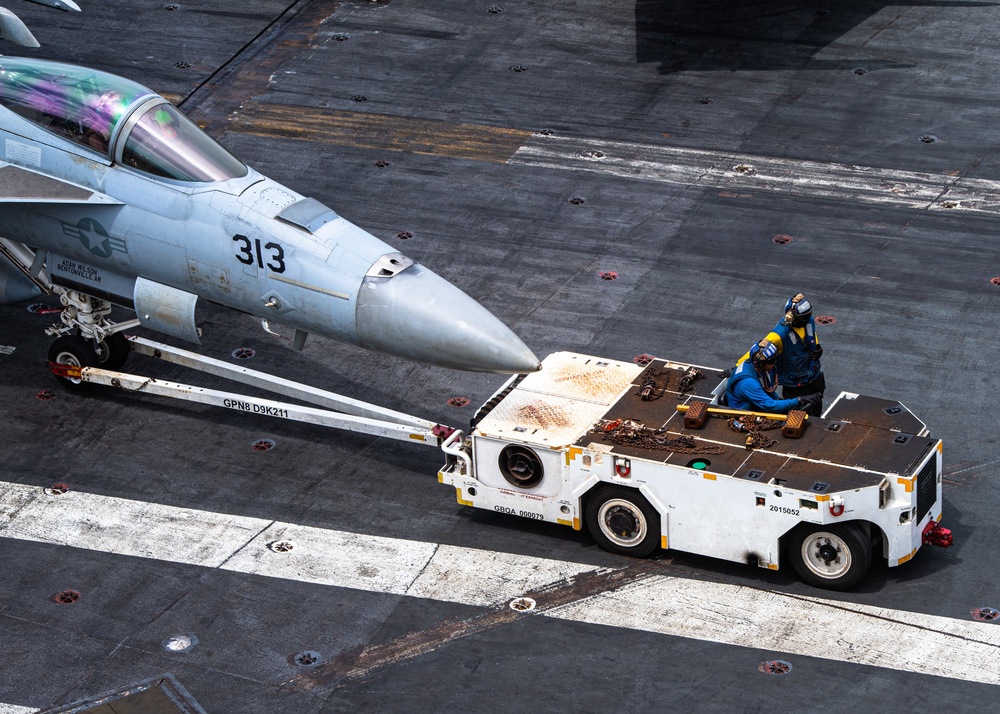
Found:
2,0 -> 1000,712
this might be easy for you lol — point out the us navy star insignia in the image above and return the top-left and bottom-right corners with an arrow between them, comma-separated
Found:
60,217 -> 127,258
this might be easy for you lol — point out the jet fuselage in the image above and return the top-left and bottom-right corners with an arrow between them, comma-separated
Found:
0,57 -> 539,373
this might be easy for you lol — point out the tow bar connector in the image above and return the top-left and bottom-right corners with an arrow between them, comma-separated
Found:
47,361 -> 82,379
923,520 -> 953,548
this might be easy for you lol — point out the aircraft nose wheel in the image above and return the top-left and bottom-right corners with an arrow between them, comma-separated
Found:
48,335 -> 99,390
91,332 -> 130,371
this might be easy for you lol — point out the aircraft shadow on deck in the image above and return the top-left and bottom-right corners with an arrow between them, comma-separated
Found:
635,0 -> 997,73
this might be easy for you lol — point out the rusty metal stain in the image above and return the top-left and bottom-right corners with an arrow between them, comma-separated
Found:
172,0 -> 532,161
513,402 -> 573,431
229,102 -> 533,163
181,0 -> 340,134
543,361 -> 631,403
283,559 -> 670,692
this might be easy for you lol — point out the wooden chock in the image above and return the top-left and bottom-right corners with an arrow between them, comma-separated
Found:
782,410 -> 808,439
684,400 -> 709,429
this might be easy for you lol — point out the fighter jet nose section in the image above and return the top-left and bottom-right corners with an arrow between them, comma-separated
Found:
355,263 -> 540,374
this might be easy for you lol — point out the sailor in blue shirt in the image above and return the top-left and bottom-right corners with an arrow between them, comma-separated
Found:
727,340 -> 821,414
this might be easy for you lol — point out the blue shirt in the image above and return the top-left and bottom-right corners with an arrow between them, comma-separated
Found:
726,360 -> 800,413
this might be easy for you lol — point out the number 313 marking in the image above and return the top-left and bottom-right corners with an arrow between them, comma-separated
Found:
233,234 -> 286,273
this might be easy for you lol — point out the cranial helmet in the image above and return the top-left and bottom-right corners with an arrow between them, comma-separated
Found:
783,293 -> 812,326
749,339 -> 779,369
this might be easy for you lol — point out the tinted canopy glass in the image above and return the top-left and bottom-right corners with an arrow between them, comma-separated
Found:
0,57 -> 149,155
0,58 -> 248,182
120,102 -> 247,182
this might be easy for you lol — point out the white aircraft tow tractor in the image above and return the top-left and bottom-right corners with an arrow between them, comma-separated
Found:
50,341 -> 953,590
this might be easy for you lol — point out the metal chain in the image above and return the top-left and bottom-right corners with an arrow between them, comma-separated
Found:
727,415 -> 781,450
601,419 -> 724,454
115,377 -> 152,393
639,367 -> 706,401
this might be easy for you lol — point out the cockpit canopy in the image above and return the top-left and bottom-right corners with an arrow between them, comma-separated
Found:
0,57 -> 247,182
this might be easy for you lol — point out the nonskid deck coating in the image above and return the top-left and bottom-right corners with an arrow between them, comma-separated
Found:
2,0 -> 1000,711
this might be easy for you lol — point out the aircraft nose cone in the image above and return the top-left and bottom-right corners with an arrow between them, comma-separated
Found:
355,264 -> 540,373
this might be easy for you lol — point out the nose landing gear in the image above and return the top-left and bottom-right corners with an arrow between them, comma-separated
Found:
45,287 -> 138,388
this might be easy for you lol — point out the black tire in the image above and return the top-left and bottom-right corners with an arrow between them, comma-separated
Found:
92,332 -> 130,371
787,522 -> 872,590
585,486 -> 661,558
48,335 -> 99,391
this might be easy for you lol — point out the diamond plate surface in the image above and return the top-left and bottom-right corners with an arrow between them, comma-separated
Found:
475,389 -> 612,447
516,352 -> 643,404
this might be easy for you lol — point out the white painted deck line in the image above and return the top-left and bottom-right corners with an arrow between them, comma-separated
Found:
509,134 -> 1000,215
0,705 -> 37,714
2,480 -> 999,690
0,482 -> 596,604
547,578 -> 999,684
